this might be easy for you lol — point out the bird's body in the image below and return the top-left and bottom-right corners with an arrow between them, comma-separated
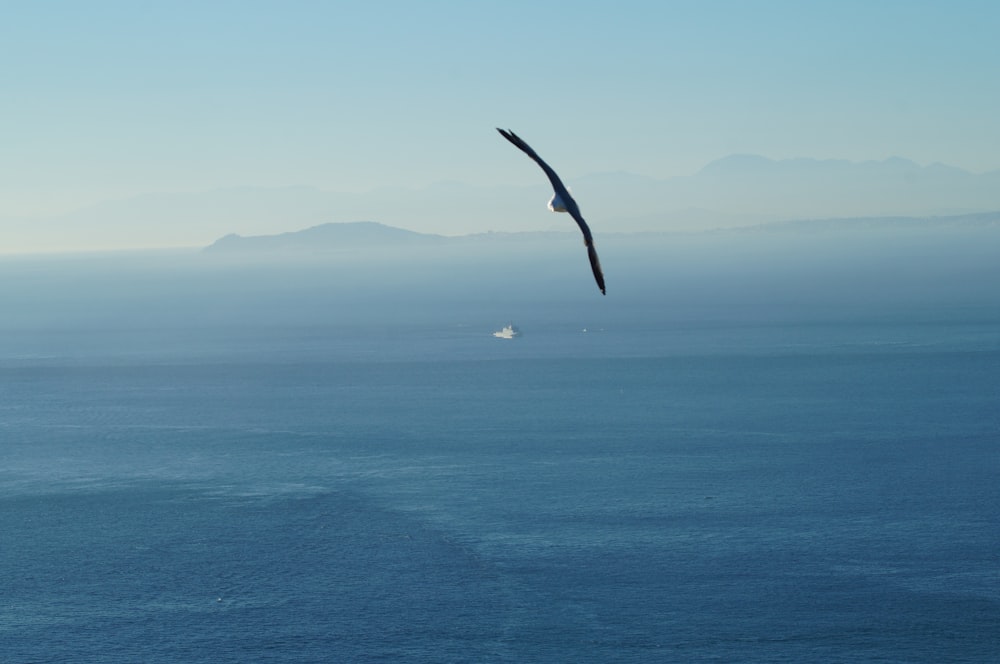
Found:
547,192 -> 567,213
496,128 -> 605,295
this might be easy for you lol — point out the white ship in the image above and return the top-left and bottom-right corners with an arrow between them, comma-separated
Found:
492,324 -> 521,339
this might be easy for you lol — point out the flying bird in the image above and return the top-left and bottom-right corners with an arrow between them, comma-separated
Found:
497,128 -> 606,295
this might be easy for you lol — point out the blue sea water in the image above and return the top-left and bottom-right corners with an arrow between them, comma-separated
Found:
2,318 -> 999,662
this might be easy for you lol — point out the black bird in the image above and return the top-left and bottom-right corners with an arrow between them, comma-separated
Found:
497,128 -> 606,295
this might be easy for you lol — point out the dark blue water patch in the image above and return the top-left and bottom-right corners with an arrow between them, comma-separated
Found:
1,483 -> 526,662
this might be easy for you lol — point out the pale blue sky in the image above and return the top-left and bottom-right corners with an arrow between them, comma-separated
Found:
3,0 -> 999,218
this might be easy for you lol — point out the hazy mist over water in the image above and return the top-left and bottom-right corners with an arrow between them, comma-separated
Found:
2,224 -> 999,661
4,220 -> 1000,338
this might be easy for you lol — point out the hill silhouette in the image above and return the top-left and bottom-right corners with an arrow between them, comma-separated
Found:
205,221 -> 447,253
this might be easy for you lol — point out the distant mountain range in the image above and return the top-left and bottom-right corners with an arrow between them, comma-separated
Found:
202,221 -> 599,258
6,155 -> 1000,253
203,212 -> 1000,256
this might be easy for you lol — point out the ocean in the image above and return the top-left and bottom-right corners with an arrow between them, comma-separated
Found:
2,312 -> 998,663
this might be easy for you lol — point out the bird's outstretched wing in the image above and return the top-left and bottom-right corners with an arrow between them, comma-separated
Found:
496,128 -> 606,295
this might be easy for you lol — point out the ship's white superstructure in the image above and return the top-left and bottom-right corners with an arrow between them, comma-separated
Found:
492,324 -> 521,339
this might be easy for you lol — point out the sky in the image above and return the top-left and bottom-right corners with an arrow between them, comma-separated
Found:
3,0 -> 999,225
